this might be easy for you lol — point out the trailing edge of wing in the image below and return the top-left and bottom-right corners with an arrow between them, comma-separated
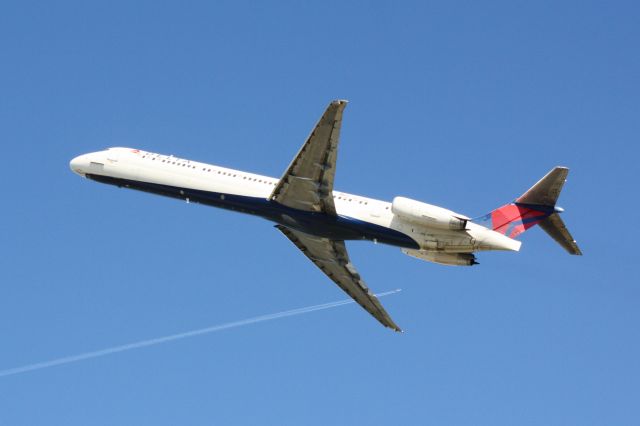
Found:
269,100 -> 347,215
275,225 -> 402,332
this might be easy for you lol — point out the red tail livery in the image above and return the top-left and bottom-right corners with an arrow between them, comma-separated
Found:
482,167 -> 581,255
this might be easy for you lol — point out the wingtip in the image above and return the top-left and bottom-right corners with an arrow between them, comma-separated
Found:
389,322 -> 403,333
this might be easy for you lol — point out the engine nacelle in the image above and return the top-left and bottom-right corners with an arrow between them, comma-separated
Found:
391,197 -> 469,230
402,249 -> 478,266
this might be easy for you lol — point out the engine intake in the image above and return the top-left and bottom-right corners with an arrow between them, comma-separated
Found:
392,197 -> 469,230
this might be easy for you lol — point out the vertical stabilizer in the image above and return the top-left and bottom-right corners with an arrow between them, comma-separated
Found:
479,167 -> 582,255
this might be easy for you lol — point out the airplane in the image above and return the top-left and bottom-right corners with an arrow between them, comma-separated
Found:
70,100 -> 581,332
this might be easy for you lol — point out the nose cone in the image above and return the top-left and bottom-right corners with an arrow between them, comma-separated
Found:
69,154 -> 89,176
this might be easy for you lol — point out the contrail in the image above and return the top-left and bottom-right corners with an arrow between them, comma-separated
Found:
0,289 -> 401,378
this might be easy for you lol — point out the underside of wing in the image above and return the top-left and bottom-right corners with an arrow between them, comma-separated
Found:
269,100 -> 347,215
276,225 -> 402,332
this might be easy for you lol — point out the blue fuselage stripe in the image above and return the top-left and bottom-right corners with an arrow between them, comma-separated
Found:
87,174 -> 420,250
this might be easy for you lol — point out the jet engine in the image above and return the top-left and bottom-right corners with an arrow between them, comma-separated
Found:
402,249 -> 478,266
391,197 -> 469,230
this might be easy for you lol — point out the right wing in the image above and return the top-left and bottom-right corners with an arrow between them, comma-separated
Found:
269,100 -> 347,215
276,225 -> 402,332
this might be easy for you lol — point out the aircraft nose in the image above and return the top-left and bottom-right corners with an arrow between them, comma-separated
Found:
69,154 -> 89,176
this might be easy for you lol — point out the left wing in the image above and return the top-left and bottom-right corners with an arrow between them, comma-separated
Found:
276,225 -> 402,332
269,100 -> 347,215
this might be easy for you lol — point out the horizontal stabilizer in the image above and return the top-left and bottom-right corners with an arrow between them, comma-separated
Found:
538,213 -> 583,255
516,167 -> 568,206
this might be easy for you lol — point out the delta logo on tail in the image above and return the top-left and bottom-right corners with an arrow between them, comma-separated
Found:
477,166 -> 582,255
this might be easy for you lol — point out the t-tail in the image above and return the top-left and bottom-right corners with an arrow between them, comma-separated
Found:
481,167 -> 582,255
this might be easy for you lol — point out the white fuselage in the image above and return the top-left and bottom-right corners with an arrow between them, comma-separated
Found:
70,147 -> 520,262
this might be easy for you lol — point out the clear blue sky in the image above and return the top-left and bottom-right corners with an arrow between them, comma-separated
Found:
1,1 -> 639,424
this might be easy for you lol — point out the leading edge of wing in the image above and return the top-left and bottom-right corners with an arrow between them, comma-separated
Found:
275,225 -> 402,332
